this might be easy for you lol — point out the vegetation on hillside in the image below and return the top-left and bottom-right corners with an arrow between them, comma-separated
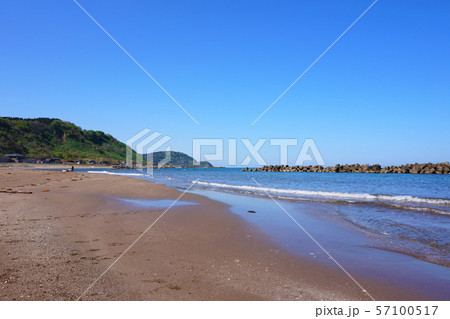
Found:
0,117 -> 126,162
0,117 -> 214,167
146,151 -> 213,168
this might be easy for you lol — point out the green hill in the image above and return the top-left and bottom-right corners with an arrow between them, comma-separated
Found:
0,117 -> 214,167
0,117 -> 127,162
145,151 -> 213,168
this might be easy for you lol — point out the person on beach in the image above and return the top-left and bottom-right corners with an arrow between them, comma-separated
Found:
71,166 -> 74,172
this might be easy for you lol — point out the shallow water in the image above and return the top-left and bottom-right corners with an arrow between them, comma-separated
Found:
115,198 -> 197,208
86,168 -> 450,267
82,168 -> 450,298
190,188 -> 450,299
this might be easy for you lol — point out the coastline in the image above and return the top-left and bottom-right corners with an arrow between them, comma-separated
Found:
0,163 -> 113,170
0,168 -> 430,300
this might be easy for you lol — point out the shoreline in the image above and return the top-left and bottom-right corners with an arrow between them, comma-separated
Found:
0,168 -> 431,300
0,163 -> 113,170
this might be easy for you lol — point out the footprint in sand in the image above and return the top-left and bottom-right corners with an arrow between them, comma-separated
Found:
142,278 -> 166,284
107,242 -> 123,247
167,284 -> 182,290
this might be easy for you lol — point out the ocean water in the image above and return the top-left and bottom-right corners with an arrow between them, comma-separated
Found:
83,167 -> 450,298
87,168 -> 450,267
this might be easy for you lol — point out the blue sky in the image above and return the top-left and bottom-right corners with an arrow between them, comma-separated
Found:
1,0 -> 449,166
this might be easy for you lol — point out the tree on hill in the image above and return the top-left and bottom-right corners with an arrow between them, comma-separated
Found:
0,117 -> 127,162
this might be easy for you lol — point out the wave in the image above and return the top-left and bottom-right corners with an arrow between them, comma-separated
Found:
87,170 -> 151,177
191,180 -> 450,208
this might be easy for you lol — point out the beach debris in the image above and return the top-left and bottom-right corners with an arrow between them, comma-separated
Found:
42,190 -> 50,192
0,190 -> 32,194
247,210 -> 256,214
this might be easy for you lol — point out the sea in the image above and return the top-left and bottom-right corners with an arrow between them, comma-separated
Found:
84,167 -> 449,298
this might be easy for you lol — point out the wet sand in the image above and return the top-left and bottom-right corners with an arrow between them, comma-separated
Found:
0,168 -> 425,300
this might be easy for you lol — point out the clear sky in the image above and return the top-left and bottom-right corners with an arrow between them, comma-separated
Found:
1,0 -> 449,166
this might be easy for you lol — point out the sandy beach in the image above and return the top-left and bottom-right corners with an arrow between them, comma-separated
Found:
0,168 -> 426,301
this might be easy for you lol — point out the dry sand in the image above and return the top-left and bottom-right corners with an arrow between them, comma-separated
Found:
0,168 -> 424,300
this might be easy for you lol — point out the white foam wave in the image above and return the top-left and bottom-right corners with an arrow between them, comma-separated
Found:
87,170 -> 150,177
192,181 -> 450,207
388,204 -> 450,216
